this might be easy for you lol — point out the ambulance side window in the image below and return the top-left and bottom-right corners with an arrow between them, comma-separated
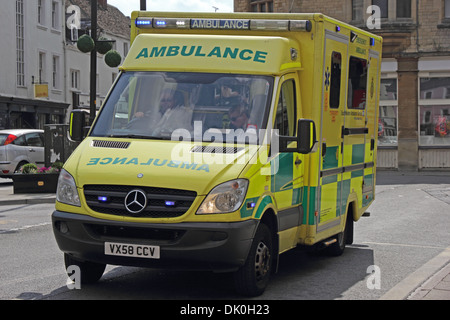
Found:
348,56 -> 368,109
330,52 -> 342,109
274,79 -> 296,136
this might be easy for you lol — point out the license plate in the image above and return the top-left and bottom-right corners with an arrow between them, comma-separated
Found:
105,242 -> 160,259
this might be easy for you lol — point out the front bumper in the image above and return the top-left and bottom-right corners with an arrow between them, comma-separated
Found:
52,210 -> 259,272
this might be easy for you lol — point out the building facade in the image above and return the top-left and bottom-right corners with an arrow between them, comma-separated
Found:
0,0 -> 130,129
234,0 -> 450,170
0,0 -> 68,129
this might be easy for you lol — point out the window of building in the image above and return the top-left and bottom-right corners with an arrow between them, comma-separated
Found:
38,0 -> 45,25
123,42 -> 129,57
347,57 -> 368,109
16,0 -> 25,87
396,0 -> 411,18
52,55 -> 60,89
445,0 -> 450,19
39,52 -> 46,83
372,0 -> 388,18
352,0 -> 364,21
71,69 -> 80,90
51,1 -> 59,29
250,0 -> 273,13
419,77 -> 450,146
379,78 -> 398,146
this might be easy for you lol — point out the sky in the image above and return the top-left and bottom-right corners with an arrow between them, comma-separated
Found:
107,0 -> 234,17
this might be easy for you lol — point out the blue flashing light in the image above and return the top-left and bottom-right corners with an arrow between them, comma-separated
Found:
165,201 -> 176,207
98,196 -> 108,202
155,20 -> 167,27
370,38 -> 375,46
135,19 -> 152,27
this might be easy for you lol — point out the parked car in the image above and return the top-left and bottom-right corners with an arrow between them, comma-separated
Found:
0,129 -> 45,178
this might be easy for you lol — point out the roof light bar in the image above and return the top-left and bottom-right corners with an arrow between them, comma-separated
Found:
290,20 -> 312,32
135,17 -> 312,32
250,19 -> 289,31
154,17 -> 190,29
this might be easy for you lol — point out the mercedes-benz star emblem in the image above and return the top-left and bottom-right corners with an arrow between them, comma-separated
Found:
124,189 -> 147,214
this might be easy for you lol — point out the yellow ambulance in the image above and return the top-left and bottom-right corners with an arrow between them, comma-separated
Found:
53,11 -> 382,296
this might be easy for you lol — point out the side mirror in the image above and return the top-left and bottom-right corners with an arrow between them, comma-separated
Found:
69,110 -> 89,142
278,119 -> 317,154
297,119 -> 317,154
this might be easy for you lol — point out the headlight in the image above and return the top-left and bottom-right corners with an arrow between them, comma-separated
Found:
196,179 -> 248,214
56,169 -> 81,207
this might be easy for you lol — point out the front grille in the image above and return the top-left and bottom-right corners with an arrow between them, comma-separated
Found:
84,185 -> 197,218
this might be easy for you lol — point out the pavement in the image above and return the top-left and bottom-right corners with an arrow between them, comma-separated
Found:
0,171 -> 449,300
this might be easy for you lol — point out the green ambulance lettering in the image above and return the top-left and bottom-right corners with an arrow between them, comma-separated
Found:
135,46 -> 267,63
85,157 -> 209,172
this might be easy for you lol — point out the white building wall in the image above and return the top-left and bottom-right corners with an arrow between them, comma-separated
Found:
0,0 -> 130,124
0,0 -> 66,103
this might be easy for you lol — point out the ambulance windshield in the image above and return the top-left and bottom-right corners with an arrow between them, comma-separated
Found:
91,71 -> 273,144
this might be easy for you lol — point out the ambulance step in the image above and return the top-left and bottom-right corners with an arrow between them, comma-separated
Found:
323,238 -> 337,247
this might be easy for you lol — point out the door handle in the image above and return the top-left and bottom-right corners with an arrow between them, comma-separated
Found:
28,149 -> 35,152
295,157 -> 302,166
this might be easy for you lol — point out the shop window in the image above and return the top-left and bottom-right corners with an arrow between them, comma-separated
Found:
379,78 -> 398,146
347,57 -> 368,109
419,77 -> 450,146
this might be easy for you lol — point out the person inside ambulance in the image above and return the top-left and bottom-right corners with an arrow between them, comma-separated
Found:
228,104 -> 249,131
151,89 -> 193,136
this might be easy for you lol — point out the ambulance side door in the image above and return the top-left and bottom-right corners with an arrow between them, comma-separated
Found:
271,74 -> 304,251
317,30 -> 348,231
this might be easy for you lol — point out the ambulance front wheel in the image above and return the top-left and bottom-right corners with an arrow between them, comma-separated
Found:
64,253 -> 106,284
233,223 -> 273,297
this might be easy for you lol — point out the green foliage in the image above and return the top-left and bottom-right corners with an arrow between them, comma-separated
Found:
21,163 -> 38,174
77,34 -> 95,53
104,50 -> 122,68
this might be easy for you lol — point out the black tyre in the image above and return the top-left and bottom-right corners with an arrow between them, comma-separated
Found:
64,253 -> 106,284
325,213 -> 353,256
234,223 -> 273,297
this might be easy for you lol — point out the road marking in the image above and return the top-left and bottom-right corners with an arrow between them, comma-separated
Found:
362,241 -> 447,250
0,222 -> 51,234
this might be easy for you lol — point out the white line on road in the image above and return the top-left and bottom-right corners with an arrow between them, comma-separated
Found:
0,222 -> 51,234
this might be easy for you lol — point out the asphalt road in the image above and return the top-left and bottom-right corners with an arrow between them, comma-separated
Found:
0,171 -> 449,301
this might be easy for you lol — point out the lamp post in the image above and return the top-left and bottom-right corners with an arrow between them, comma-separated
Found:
89,0 -> 98,125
